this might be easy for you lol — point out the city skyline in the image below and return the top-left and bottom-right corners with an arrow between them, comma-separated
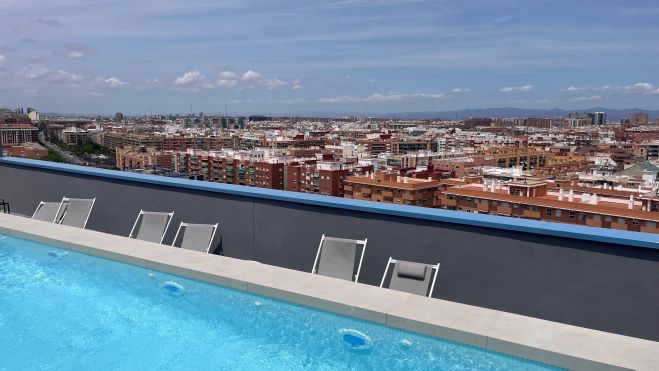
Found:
1,0 -> 659,114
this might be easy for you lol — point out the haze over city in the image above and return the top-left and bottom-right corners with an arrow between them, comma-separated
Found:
1,0 -> 658,114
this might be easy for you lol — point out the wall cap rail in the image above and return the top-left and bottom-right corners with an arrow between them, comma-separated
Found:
2,157 -> 658,249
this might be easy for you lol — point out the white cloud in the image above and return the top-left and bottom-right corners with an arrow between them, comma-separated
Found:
368,78 -> 375,83
452,88 -> 470,93
318,91 -> 445,103
263,78 -> 288,89
624,82 -> 655,92
62,42 -> 95,60
292,79 -> 303,90
365,92 -> 403,101
573,95 -> 602,101
500,84 -> 535,93
21,64 -> 83,82
174,70 -> 205,86
410,93 -> 444,99
317,95 -> 356,103
241,70 -> 262,81
566,86 -> 587,92
217,79 -> 238,87
0,55 -> 7,65
96,77 -> 128,87
218,70 -> 238,80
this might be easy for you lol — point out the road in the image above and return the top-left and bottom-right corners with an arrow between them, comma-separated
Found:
38,132 -> 85,165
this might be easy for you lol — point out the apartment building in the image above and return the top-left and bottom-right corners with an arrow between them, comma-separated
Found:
175,152 -> 284,189
629,112 -> 649,126
6,142 -> 48,159
390,139 -> 438,155
0,124 -> 38,146
481,147 -> 547,169
61,128 -> 92,145
344,172 -> 440,207
441,180 -> 659,233
285,161 -> 372,197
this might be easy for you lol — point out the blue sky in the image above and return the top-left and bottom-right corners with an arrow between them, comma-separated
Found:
0,0 -> 658,114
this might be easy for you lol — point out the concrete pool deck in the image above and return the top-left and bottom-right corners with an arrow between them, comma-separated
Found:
0,213 -> 657,370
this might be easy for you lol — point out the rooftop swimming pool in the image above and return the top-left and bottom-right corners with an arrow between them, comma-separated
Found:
0,233 -> 561,370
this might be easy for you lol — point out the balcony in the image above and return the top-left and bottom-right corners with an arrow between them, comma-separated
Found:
1,157 -> 659,348
610,222 -> 628,231
522,210 -> 541,219
496,206 -> 512,215
640,226 -> 659,234
585,219 -> 604,228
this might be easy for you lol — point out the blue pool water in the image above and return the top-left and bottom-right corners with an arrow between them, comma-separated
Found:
0,234 -> 561,370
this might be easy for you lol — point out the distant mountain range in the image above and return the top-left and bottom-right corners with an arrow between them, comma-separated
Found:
295,107 -> 659,121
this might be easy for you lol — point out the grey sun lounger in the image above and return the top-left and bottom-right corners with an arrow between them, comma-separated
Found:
172,222 -> 218,253
311,234 -> 367,282
32,201 -> 66,222
57,198 -> 96,229
129,210 -> 174,244
380,257 -> 440,297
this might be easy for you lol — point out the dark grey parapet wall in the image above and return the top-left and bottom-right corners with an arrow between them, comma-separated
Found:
1,158 -> 658,342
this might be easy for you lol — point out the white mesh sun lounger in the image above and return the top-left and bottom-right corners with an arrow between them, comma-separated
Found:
57,198 -> 96,229
129,210 -> 174,244
32,201 -> 66,223
172,222 -> 218,253
311,234 -> 367,282
380,257 -> 440,297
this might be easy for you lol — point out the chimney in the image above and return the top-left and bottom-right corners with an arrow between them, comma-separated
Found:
490,182 -> 496,193
483,180 -> 488,192
558,189 -> 564,201
581,193 -> 590,203
628,195 -> 634,210
568,189 -> 574,202
403,177 -> 409,184
590,194 -> 598,205
396,175 -> 401,182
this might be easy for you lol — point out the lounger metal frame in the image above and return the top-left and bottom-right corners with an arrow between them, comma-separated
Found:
172,222 -> 219,253
54,197 -> 96,229
32,201 -> 59,222
312,234 -> 368,282
128,210 -> 174,244
379,257 -> 440,298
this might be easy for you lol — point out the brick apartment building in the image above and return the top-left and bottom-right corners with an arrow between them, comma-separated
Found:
344,172 -> 440,207
440,179 -> 659,233
6,142 -> 48,159
174,152 -> 285,189
285,161 -> 373,197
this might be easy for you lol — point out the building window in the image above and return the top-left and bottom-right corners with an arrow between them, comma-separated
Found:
646,221 -> 656,228
618,218 -> 626,224
568,211 -> 575,219
632,219 -> 639,225
546,208 -> 553,215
